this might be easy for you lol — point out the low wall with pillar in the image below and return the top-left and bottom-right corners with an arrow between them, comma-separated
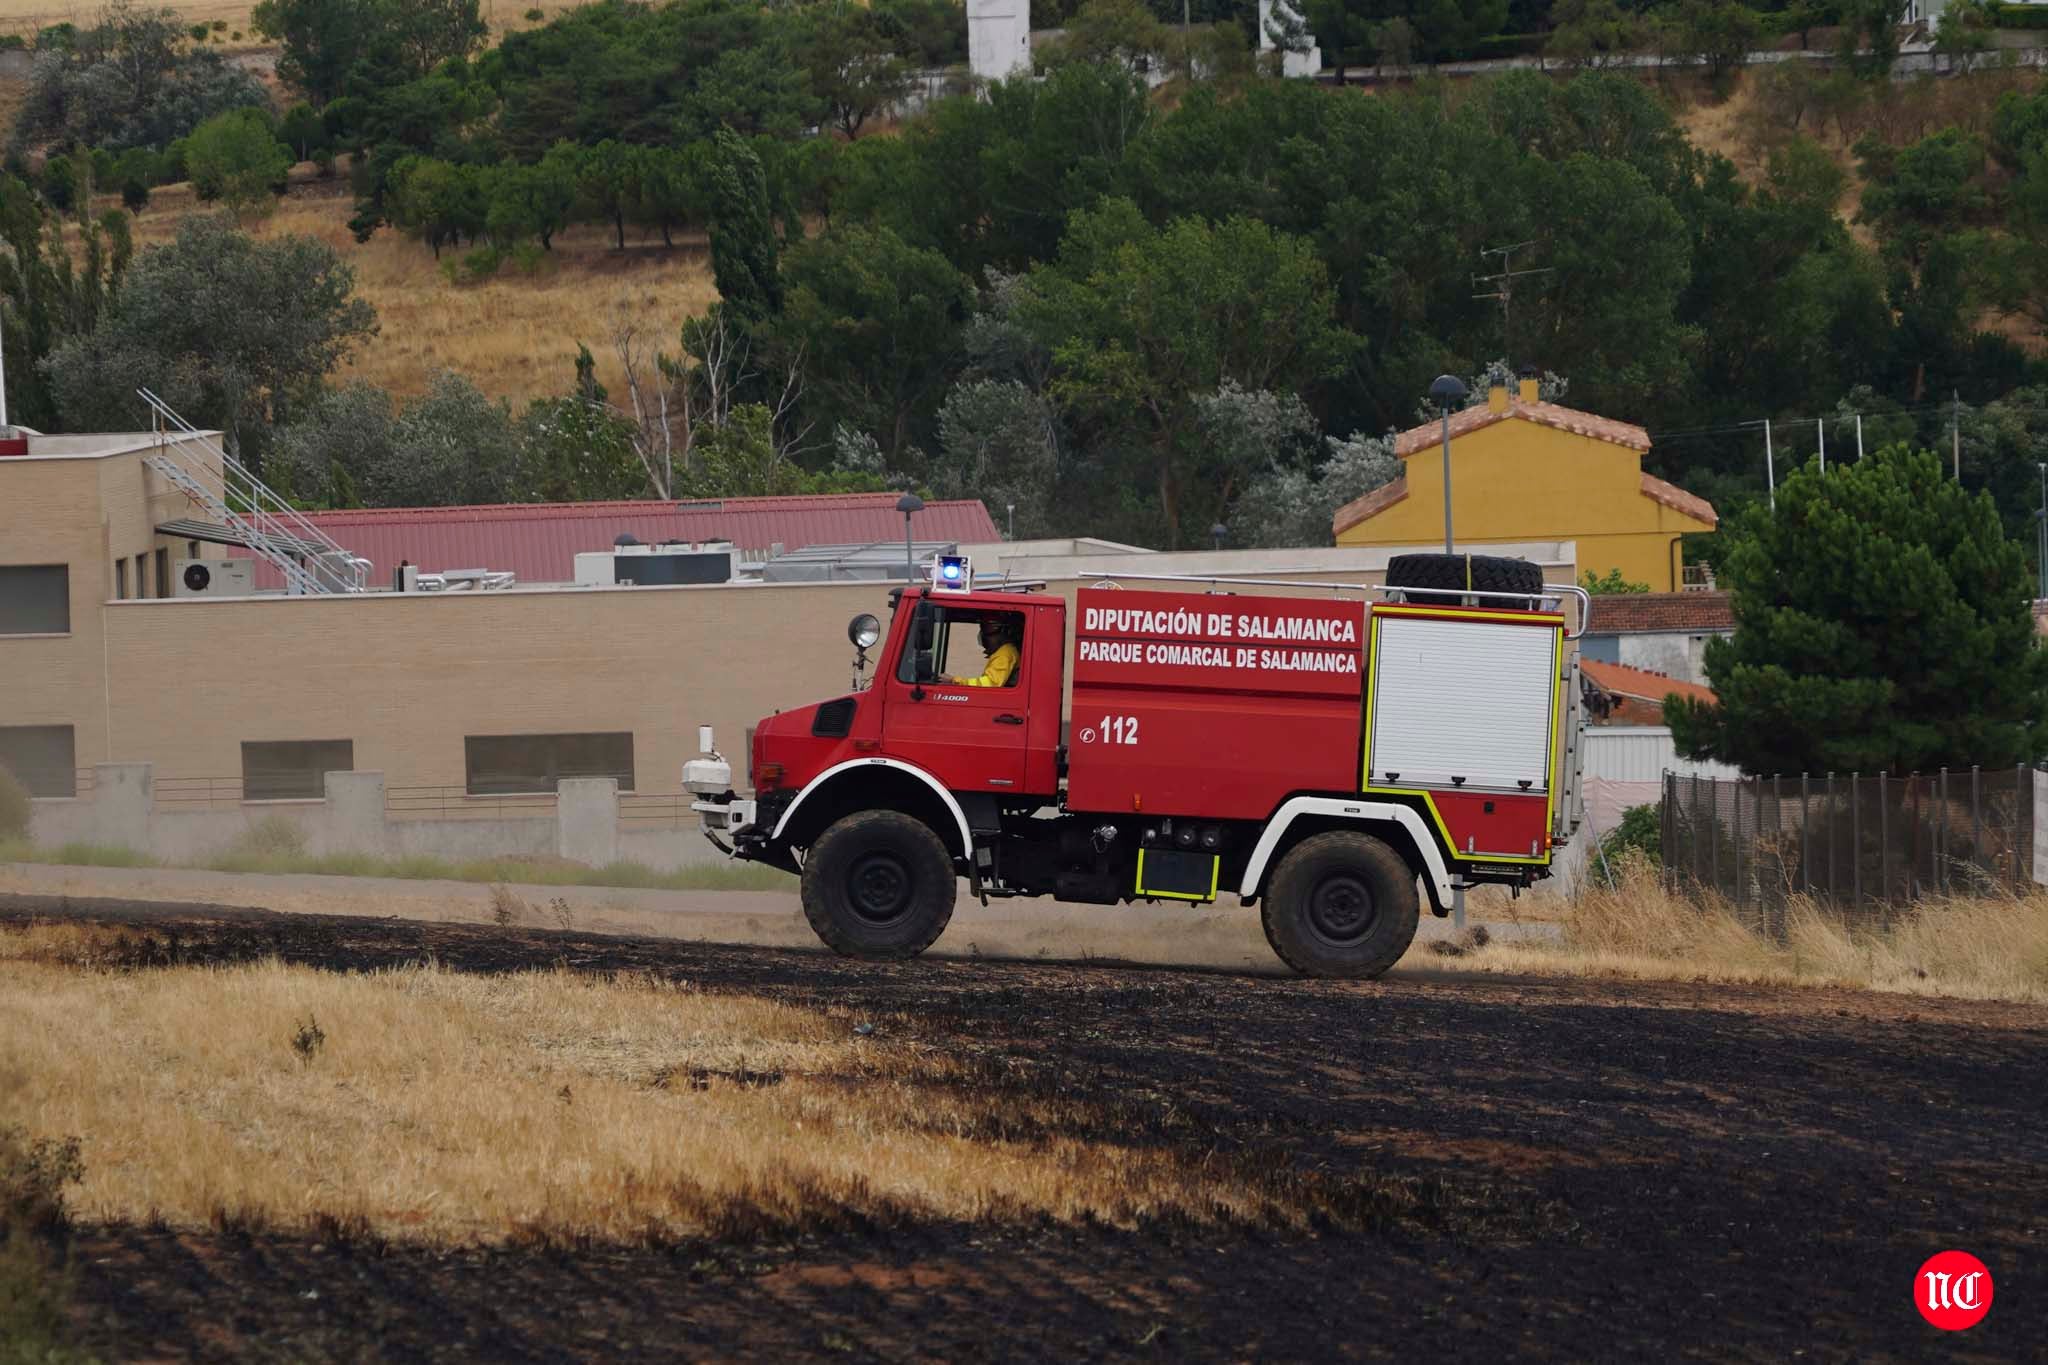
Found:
23,765 -> 718,872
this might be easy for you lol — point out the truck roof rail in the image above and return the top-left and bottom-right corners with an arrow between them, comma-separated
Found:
1077,572 -> 1590,639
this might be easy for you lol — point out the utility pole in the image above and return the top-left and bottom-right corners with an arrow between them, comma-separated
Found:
1855,413 -> 1863,461
1764,418 -> 1775,510
1818,418 -> 1826,475
1953,390 -> 1962,480
2037,464 -> 2046,601
1472,241 -> 1552,368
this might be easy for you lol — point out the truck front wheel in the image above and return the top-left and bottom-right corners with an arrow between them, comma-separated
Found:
1262,832 -> 1420,979
801,810 -> 956,960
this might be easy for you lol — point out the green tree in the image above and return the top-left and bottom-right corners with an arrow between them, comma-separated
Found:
45,214 -> 378,461
776,222 -> 974,455
1658,0 -> 1763,86
575,140 -> 639,252
1667,446 -> 2048,775
184,108 -> 292,223
251,0 -> 484,104
932,378 -> 1062,538
0,174 -> 128,431
387,157 -> 485,257
1580,567 -> 1651,593
799,7 -> 914,140
519,350 -> 648,502
1016,198 -> 1356,545
706,129 -> 782,326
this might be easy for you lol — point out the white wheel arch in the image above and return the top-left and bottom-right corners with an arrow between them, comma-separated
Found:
770,757 -> 973,856
1240,797 -> 1454,907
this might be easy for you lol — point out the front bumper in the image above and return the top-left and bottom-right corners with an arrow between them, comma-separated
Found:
691,793 -> 758,836
692,788 -> 797,867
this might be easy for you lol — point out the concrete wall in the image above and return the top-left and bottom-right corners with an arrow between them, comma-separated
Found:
25,766 -> 719,872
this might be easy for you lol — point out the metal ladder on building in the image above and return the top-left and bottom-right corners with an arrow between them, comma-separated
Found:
139,388 -> 369,594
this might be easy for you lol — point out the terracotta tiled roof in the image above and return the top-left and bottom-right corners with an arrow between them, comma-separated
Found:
1640,473 -> 1718,528
1389,397 -> 1652,459
1581,658 -> 1717,707
1585,591 -> 1733,635
1329,476 -> 1410,538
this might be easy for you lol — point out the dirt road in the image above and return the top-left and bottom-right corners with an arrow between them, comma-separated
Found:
0,861 -> 1558,973
8,899 -> 2042,1362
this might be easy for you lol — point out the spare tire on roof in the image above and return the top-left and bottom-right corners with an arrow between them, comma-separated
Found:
1385,552 -> 1545,608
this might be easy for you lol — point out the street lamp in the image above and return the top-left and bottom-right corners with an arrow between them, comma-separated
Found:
1428,374 -> 1469,554
2036,464 -> 2045,601
897,492 -> 924,583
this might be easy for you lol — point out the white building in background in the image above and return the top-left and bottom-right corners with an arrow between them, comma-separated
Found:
1257,0 -> 1321,78
969,0 -> 1031,81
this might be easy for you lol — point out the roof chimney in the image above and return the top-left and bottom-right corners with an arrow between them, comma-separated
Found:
1487,383 -> 1509,414
1517,364 -> 1540,405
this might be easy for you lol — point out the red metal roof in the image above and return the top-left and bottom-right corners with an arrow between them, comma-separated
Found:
232,495 -> 1002,586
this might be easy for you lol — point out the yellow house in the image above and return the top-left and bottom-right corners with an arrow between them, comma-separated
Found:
1332,377 -> 1717,591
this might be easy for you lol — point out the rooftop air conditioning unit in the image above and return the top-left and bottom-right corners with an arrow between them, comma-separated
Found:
174,558 -> 255,598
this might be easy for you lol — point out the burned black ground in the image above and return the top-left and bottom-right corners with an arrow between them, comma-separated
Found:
5,900 -> 2042,1362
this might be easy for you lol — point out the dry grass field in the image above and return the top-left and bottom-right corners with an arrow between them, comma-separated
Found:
108,174 -> 722,408
1451,861 -> 2048,1005
0,920 -> 1410,1247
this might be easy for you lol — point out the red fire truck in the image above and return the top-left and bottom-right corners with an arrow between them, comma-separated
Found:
689,555 -> 1586,978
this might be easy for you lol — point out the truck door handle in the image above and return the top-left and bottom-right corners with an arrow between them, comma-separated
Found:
994,714 -> 1025,725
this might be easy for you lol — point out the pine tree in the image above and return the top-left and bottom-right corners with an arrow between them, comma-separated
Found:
706,130 -> 781,327
1667,446 -> 2048,776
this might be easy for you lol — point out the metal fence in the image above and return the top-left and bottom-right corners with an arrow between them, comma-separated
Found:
1661,767 -> 2036,923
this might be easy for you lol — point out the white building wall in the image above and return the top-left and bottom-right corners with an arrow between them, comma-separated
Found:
969,0 -> 1031,81
1616,630 -> 1721,686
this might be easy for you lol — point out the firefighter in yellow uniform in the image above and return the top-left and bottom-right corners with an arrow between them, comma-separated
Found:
945,616 -> 1020,687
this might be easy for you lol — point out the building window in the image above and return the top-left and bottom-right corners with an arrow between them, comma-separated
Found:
155,548 -> 170,599
0,725 -> 76,797
464,733 -> 634,795
0,566 -> 70,634
241,740 -> 354,801
114,558 -> 127,599
135,553 -> 148,599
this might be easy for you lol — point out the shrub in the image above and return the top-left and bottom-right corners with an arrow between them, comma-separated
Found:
0,765 -> 30,842
1593,803 -> 1661,887
1993,3 -> 2048,27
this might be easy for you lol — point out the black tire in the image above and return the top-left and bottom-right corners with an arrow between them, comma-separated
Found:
1385,552 -> 1544,608
1261,832 -> 1421,979
801,810 -> 956,960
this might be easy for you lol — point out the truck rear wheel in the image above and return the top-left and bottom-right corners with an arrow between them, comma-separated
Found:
801,810 -> 956,960
1261,832 -> 1420,979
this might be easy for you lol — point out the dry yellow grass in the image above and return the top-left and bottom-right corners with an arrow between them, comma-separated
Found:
106,176 -> 721,407
0,923 -> 1373,1245
1423,860 -> 2048,1006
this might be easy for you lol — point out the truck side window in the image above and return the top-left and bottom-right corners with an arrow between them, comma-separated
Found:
895,607 -> 1023,687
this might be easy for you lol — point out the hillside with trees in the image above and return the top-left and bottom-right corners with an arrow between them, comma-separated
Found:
10,0 -> 2048,551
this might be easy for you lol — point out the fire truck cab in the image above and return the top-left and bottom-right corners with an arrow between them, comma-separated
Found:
690,559 -> 1585,979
